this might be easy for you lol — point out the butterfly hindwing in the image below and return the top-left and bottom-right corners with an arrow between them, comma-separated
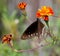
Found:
21,19 -> 44,40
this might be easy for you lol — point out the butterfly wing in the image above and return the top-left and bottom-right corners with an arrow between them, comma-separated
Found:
21,19 -> 44,40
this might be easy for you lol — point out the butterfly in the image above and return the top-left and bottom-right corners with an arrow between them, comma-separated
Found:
21,18 -> 44,40
17,2 -> 27,10
2,34 -> 12,44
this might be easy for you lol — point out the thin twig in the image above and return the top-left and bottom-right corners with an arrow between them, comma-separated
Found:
11,42 -> 50,53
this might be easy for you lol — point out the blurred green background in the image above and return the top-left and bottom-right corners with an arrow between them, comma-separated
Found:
0,0 -> 60,56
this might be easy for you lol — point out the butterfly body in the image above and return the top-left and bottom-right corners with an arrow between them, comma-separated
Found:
21,18 -> 44,40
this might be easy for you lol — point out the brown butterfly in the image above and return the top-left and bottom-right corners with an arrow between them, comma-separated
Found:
21,18 -> 44,40
2,34 -> 12,44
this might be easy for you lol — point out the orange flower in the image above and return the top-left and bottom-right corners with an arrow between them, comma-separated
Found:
17,2 -> 27,10
36,11 -> 41,18
36,6 -> 54,20
2,34 -> 12,44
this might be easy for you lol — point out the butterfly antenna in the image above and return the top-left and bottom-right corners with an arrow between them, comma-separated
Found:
53,15 -> 60,18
